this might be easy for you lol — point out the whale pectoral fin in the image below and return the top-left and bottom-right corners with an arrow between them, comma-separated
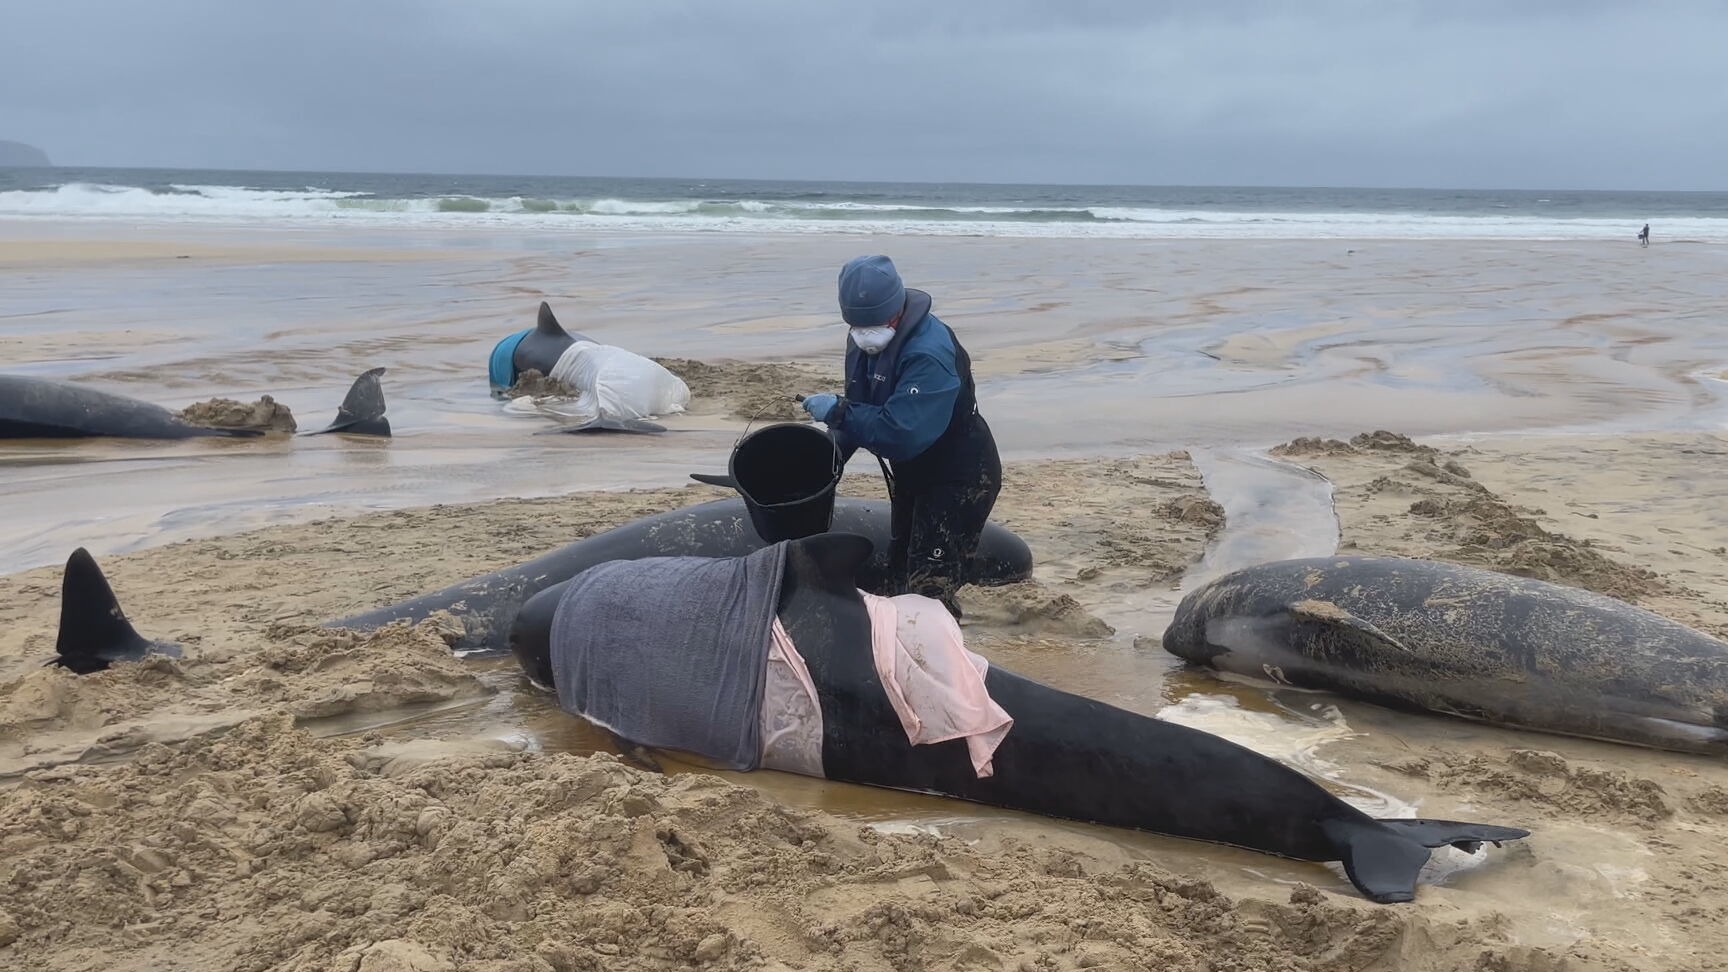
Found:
1321,818 -> 1430,904
49,548 -> 181,675
1284,600 -> 1414,654
306,367 -> 391,437
1377,817 -> 1530,851
549,418 -> 667,435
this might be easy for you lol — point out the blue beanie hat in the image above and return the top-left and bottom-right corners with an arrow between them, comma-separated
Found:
837,254 -> 906,326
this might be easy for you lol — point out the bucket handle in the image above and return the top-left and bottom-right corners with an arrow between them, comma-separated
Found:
737,395 -> 798,446
730,394 -> 840,482
686,397 -> 834,492
790,396 -> 893,499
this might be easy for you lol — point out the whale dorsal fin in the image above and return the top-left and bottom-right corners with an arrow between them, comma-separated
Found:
51,548 -> 181,674
786,532 -> 874,593
307,367 -> 391,437
537,301 -> 569,338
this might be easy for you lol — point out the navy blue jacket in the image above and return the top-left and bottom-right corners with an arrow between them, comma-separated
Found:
829,290 -> 977,468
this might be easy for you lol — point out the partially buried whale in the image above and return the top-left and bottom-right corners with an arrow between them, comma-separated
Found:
487,301 -> 592,397
0,368 -> 392,440
1163,555 -> 1728,755
45,539 -> 1528,904
488,303 -> 669,435
326,497 -> 1034,654
497,532 -> 1530,904
302,367 -> 391,437
44,547 -> 184,674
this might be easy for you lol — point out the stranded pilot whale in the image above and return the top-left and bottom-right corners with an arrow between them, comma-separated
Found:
0,368 -> 392,440
487,301 -> 594,397
499,532 -> 1529,904
1164,555 -> 1728,755
303,367 -> 391,437
326,497 -> 1034,654
488,303 -> 672,435
44,541 -> 1527,904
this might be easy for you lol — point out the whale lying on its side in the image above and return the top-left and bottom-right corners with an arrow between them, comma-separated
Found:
495,533 -> 1526,904
1164,555 -> 1728,755
0,368 -> 392,440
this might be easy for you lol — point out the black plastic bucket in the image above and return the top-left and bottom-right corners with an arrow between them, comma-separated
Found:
730,422 -> 841,542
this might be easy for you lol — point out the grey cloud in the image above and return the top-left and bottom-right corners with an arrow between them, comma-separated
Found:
1,0 -> 1723,187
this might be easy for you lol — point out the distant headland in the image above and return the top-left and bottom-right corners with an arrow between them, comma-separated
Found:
0,141 -> 52,167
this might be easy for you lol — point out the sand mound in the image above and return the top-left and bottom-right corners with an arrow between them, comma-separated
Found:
1275,431 -> 1446,459
0,620 -> 489,780
176,396 -> 297,433
1275,432 -> 1666,601
1269,437 -> 1359,458
503,369 -> 579,399
1688,785 -> 1728,816
0,714 -> 1554,972
1349,430 -> 1437,456
1407,489 -> 1664,600
654,358 -> 832,421
959,582 -> 1115,638
502,357 -> 829,422
1382,749 -> 1672,823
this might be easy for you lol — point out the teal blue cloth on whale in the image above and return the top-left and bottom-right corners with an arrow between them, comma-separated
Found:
489,329 -> 531,396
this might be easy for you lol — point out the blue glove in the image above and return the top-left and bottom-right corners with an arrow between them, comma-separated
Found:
801,393 -> 839,423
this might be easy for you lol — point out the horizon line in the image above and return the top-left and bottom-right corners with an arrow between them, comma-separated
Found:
5,163 -> 1725,196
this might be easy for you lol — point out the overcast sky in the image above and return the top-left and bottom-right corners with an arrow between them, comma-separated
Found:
3,0 -> 1725,189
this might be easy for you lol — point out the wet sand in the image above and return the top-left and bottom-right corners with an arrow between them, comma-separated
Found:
4,224 -> 1728,969
1256,431 -> 1728,971
4,225 -> 1728,574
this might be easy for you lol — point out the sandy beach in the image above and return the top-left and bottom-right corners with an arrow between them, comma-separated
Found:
6,224 -> 1728,970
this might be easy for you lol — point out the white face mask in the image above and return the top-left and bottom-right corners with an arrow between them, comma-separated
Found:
850,325 -> 896,355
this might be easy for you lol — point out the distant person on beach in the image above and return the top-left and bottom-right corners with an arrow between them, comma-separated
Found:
1639,224 -> 1650,247
799,254 -> 1001,617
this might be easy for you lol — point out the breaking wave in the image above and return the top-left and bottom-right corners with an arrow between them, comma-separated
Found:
4,180 -> 1726,241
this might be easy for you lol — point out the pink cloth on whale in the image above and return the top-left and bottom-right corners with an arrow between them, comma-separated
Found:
861,592 -> 1014,778
761,618 -> 825,778
758,593 -> 1014,780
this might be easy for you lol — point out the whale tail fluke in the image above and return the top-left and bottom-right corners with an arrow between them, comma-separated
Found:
1325,817 -> 1530,904
50,548 -> 181,674
307,367 -> 391,437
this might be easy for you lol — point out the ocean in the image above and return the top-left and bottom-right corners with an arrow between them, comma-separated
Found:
2,166 -> 1725,241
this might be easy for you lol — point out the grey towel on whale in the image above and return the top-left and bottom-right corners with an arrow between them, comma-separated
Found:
549,543 -> 787,770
